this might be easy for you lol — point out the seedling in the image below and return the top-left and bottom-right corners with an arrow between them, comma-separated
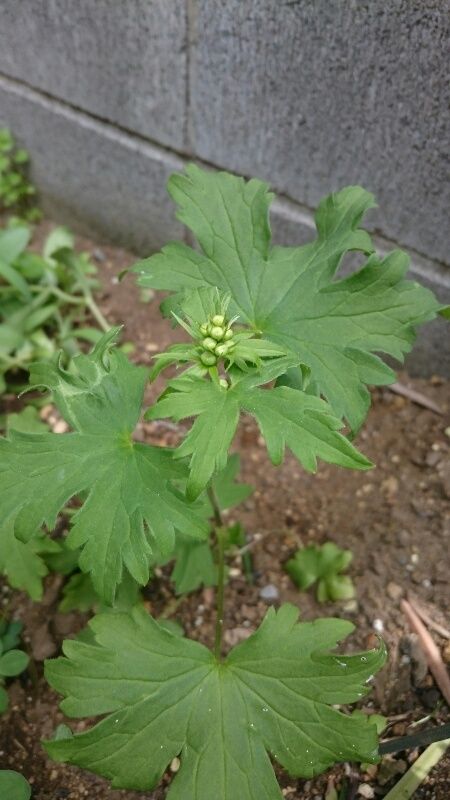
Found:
0,165 -> 445,798
286,542 -> 355,602
0,618 -> 29,713
0,223 -> 109,393
0,128 -> 41,223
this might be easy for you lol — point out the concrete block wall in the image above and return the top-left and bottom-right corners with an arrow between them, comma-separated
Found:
0,1 -> 448,374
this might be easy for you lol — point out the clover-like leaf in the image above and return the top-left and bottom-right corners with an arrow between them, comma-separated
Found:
286,542 -> 355,603
0,619 -> 23,653
147,358 -> 372,499
45,604 -> 386,798
0,770 -> 31,800
0,648 -> 29,677
0,330 -> 208,603
134,165 -> 441,431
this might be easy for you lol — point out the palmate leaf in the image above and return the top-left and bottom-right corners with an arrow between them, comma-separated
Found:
171,535 -> 218,594
0,525 -> 59,601
0,330 -> 208,603
165,455 -> 252,594
134,165 -> 441,431
211,452 -> 253,510
147,358 -> 372,499
45,604 -> 386,798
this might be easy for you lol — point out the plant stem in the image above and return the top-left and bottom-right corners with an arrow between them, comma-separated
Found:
214,528 -> 226,661
382,737 -> 450,800
208,486 -> 226,661
84,295 -> 111,333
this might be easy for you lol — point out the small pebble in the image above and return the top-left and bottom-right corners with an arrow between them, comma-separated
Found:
39,404 -> 54,421
357,784 -> 375,799
342,599 -> 359,614
381,476 -> 399,497
398,529 -> 411,546
387,581 -> 403,601
259,584 -> 279,602
228,567 -> 241,578
92,248 -> 106,262
224,627 -> 253,646
52,420 -> 69,434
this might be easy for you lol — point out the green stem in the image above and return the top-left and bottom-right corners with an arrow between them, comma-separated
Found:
383,737 -> 450,800
30,284 -> 84,305
208,486 -> 226,661
84,295 -> 110,333
29,270 -> 111,332
214,528 -> 226,661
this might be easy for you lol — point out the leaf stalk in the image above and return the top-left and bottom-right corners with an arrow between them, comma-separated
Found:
208,485 -> 226,661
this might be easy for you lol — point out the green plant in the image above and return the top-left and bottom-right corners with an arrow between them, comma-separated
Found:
0,165 -> 446,798
0,770 -> 31,800
0,128 -> 41,223
286,542 -> 355,602
0,223 -> 109,393
0,618 -> 29,713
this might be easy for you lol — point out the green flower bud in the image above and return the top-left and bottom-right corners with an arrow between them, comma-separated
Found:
202,337 -> 217,351
199,323 -> 208,336
200,351 -> 217,366
219,378 -> 228,389
224,328 -> 233,341
210,325 -> 225,340
215,343 -> 230,357
212,314 -> 225,326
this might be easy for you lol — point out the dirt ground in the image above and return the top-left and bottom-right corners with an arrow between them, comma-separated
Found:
0,223 -> 449,799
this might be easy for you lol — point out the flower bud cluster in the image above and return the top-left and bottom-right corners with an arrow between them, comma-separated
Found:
199,314 -> 235,367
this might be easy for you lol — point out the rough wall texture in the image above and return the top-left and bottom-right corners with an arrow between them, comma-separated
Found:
192,0 -> 450,265
0,0 -> 448,373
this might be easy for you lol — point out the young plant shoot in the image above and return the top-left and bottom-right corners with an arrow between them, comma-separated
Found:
0,165 -> 445,799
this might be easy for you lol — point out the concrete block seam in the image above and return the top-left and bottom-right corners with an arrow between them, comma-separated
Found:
0,71 -> 449,295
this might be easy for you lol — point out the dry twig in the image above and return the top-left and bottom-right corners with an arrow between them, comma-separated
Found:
388,382 -> 442,415
401,599 -> 450,705
407,594 -> 450,640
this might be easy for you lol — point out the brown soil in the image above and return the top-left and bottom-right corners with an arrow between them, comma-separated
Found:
0,223 -> 449,799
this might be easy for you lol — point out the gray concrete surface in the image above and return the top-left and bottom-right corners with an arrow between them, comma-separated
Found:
0,1 -> 448,374
191,0 -> 450,266
0,78 -> 186,253
0,0 -> 187,149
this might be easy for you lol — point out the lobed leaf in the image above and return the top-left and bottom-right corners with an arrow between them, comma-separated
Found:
148,363 -> 372,499
134,165 -> 442,431
0,524 -> 57,601
0,331 -> 208,603
171,536 -> 218,594
45,604 -> 386,798
286,543 -> 355,603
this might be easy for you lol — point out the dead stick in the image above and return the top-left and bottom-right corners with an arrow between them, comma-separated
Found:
407,595 -> 450,640
401,599 -> 450,706
388,382 -> 442,415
